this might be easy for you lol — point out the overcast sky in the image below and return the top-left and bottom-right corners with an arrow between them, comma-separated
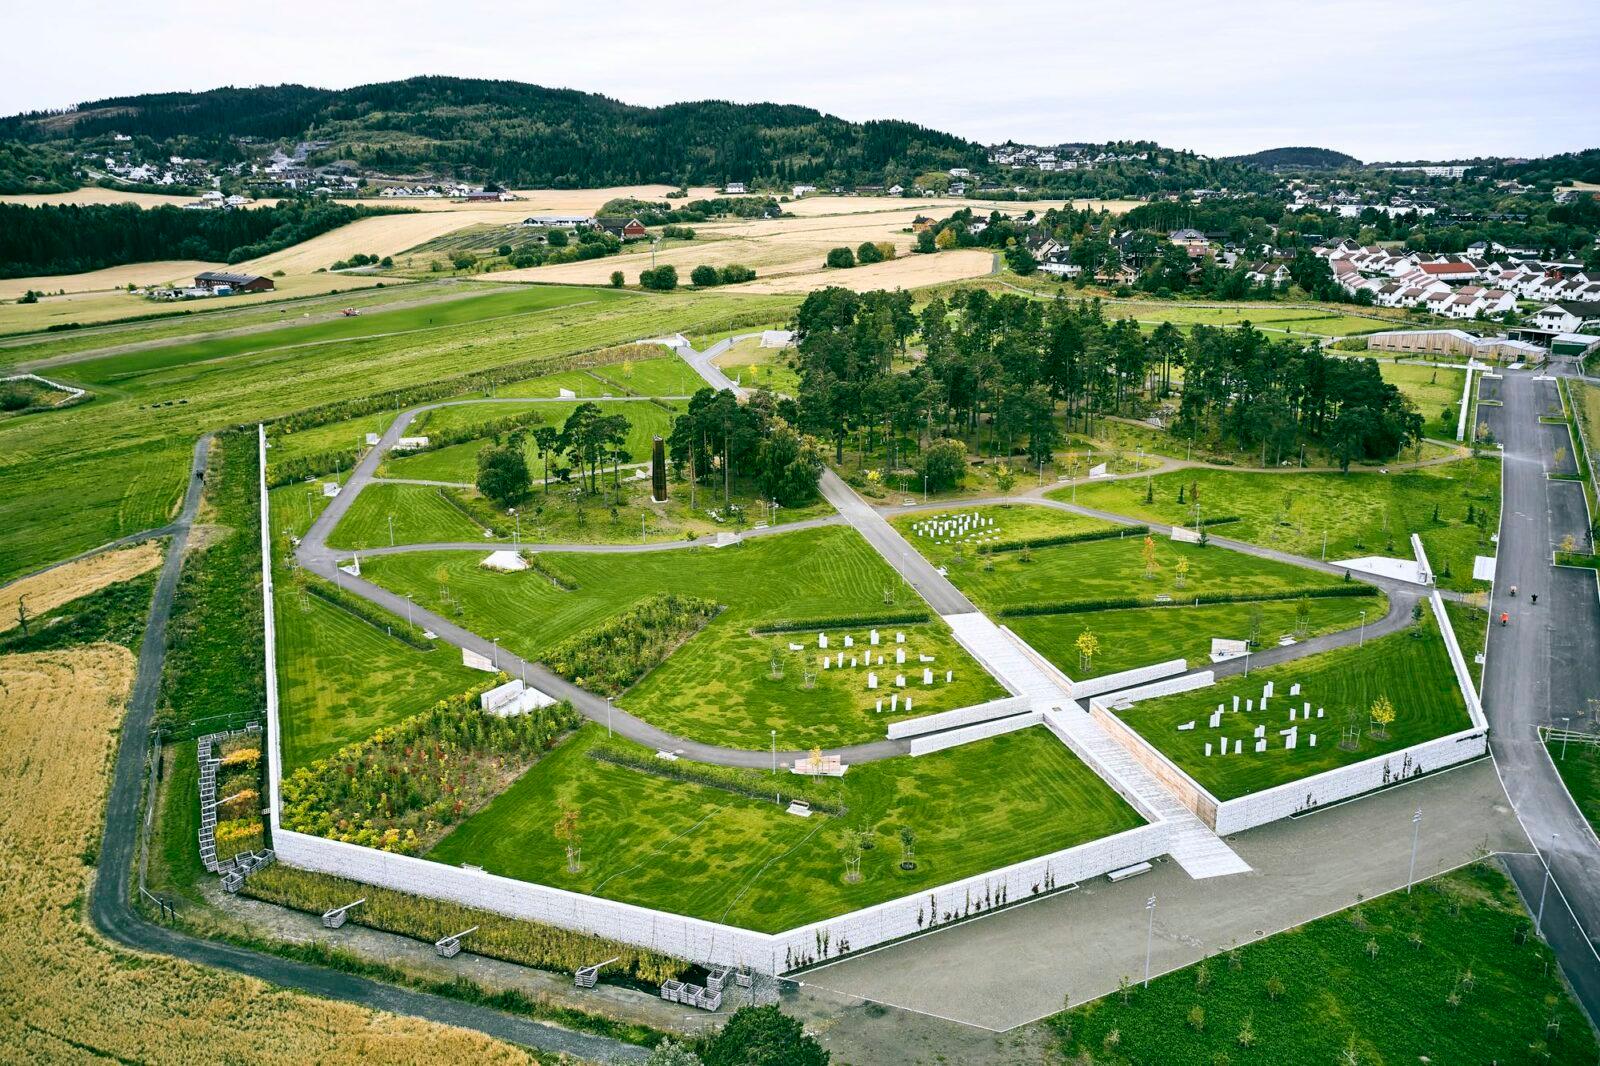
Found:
9,1 -> 1597,161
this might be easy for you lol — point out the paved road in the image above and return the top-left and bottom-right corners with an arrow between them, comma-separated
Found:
1480,369 -> 1600,1020
85,432 -> 648,1063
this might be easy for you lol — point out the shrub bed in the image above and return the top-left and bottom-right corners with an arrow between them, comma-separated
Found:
526,554 -> 580,590
751,610 -> 932,634
280,688 -> 579,854
543,593 -> 719,695
241,865 -> 684,987
587,736 -> 848,816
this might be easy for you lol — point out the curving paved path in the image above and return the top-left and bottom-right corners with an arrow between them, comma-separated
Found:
84,434 -> 646,1061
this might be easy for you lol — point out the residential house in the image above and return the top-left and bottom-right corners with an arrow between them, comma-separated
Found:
1168,228 -> 1210,256
887,184 -> 905,196
911,215 -> 936,233
193,271 -> 273,293
791,184 -> 817,198
596,216 -> 648,240
1531,301 -> 1600,334
523,214 -> 596,229
724,182 -> 747,195
1245,262 -> 1290,287
1415,260 -> 1480,284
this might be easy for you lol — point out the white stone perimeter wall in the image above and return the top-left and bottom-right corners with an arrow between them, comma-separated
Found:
1072,659 -> 1189,701
273,829 -> 783,971
770,821 -> 1171,971
1430,590 -> 1486,727
1211,727 -> 1487,835
906,711 -> 1043,756
886,696 -> 1031,739
1103,670 -> 1216,705
258,425 -> 283,829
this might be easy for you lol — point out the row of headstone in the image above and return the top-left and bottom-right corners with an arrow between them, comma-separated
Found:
911,512 -> 996,541
875,694 -> 914,713
1203,729 -> 1317,757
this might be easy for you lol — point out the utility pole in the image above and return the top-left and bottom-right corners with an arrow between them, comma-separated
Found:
1536,833 -> 1559,936
1359,609 -> 1367,647
771,729 -> 777,774
387,513 -> 395,547
1143,896 -> 1157,987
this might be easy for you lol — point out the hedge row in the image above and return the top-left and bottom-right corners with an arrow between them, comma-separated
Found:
543,593 -> 720,695
752,610 -> 932,634
587,741 -> 847,817
408,408 -> 555,454
997,583 -> 1379,618
527,554 -> 580,590
266,447 -> 359,489
980,525 -> 1147,552
303,573 -> 435,650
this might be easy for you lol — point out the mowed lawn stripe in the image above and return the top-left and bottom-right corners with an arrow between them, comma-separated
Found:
428,724 -> 1144,932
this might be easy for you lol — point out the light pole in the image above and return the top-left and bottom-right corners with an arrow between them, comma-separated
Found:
1143,895 -> 1157,987
1321,530 -> 1327,561
511,508 -> 520,547
606,696 -> 614,738
771,729 -> 777,775
491,638 -> 499,670
405,594 -> 413,628
1406,807 -> 1422,893
1536,832 -> 1558,937
1359,609 -> 1367,647
923,473 -> 929,503
1561,717 -> 1571,760
387,513 -> 395,547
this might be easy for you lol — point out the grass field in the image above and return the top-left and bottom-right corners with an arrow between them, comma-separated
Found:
1443,597 -> 1489,693
1380,361 -> 1468,436
944,530 -> 1354,614
585,355 -> 707,397
0,282 -> 798,584
711,337 -> 799,395
1548,738 -> 1600,837
1058,459 -> 1501,593
1051,861 -> 1595,1065
1011,595 -> 1383,680
889,503 -> 1123,562
1116,607 -> 1472,800
357,525 -> 1001,748
429,724 -> 1143,932
0,644 -> 533,1063
328,481 -> 493,548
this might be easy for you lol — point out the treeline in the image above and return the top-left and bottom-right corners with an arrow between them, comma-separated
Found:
0,199 -> 406,279
6,76 -> 982,188
598,195 -> 783,224
666,387 -> 826,507
790,287 -> 1425,475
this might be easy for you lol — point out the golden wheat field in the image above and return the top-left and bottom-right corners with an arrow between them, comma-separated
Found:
0,187 -> 220,210
735,247 -> 997,293
0,542 -> 163,632
0,646 -> 534,1064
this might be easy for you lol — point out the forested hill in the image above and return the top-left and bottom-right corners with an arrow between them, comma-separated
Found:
1228,147 -> 1363,170
1,77 -> 985,188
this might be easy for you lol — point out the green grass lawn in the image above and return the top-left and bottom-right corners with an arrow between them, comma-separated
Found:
1116,606 -> 1472,800
1380,361 -> 1467,437
1443,598 -> 1488,694
1548,739 -> 1600,838
1058,459 -> 1501,593
1051,861 -> 1596,1065
494,367 -> 620,399
328,481 -> 493,549
712,337 -> 800,395
1010,595 -> 1383,681
387,400 -> 681,483
428,724 -> 1144,932
587,355 -> 707,397
889,503 -> 1123,564
359,525 -> 1001,748
267,410 -> 397,472
0,284 -> 797,584
944,533 -> 1353,614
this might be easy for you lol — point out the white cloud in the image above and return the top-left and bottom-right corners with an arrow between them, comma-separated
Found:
8,0 -> 1597,160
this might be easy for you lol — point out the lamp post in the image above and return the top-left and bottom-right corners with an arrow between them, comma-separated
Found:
1536,832 -> 1558,936
491,638 -> 499,670
1143,895 -> 1157,987
606,696 -> 614,738
511,508 -> 520,547
1359,609 -> 1367,647
387,513 -> 395,547
923,473 -> 929,503
1561,717 -> 1571,760
405,594 -> 413,629
771,729 -> 777,775
1406,807 -> 1422,893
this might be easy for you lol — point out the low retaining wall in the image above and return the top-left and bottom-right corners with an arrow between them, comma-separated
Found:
1088,701 -> 1219,827
1102,670 -> 1216,705
1211,727 -> 1488,835
906,712 -> 1042,756
1072,659 -> 1189,701
886,696 -> 1031,739
1430,590 -> 1486,727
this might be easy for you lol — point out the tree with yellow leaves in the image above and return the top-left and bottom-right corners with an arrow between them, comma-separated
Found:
1175,556 -> 1191,589
1369,695 -> 1396,739
1142,535 -> 1160,580
1076,630 -> 1101,673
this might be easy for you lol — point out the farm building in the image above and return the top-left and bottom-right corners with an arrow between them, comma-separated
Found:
193,271 -> 274,293
596,216 -> 648,240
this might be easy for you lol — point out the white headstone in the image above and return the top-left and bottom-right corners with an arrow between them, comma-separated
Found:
788,642 -> 803,651
1178,721 -> 1195,731
870,630 -> 880,645
896,674 -> 906,687
822,657 -> 830,670
818,633 -> 828,649
923,668 -> 933,685
905,696 -> 912,710
875,698 -> 883,713
1234,739 -> 1243,755
919,654 -> 935,663
1317,707 -> 1325,718
850,656 -> 857,667
1255,739 -> 1267,753
896,648 -> 906,664
1233,695 -> 1240,712
1246,698 -> 1253,712
1290,708 -> 1297,721
1309,733 -> 1318,747
896,632 -> 905,644
1215,740 -> 1226,757
1254,724 -> 1265,738
1263,681 -> 1275,698
891,693 -> 899,712
844,635 -> 854,648
837,652 -> 845,667
1304,701 -> 1311,716
1289,683 -> 1301,696
1209,710 -> 1223,728
867,672 -> 878,689
945,670 -> 953,683
1205,742 -> 1214,756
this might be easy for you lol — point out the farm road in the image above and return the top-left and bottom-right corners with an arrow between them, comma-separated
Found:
86,431 -> 650,1063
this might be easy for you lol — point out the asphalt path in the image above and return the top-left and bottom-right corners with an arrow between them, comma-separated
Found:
1480,369 -> 1600,1021
84,431 -> 648,1062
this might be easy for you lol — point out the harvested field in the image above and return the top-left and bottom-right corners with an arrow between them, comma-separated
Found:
236,212 -> 523,275
738,248 -> 995,293
0,645 -> 533,1063
777,194 -> 1140,218
0,541 -> 163,632
0,260 -> 221,300
335,184 -> 722,214
0,187 -> 216,209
